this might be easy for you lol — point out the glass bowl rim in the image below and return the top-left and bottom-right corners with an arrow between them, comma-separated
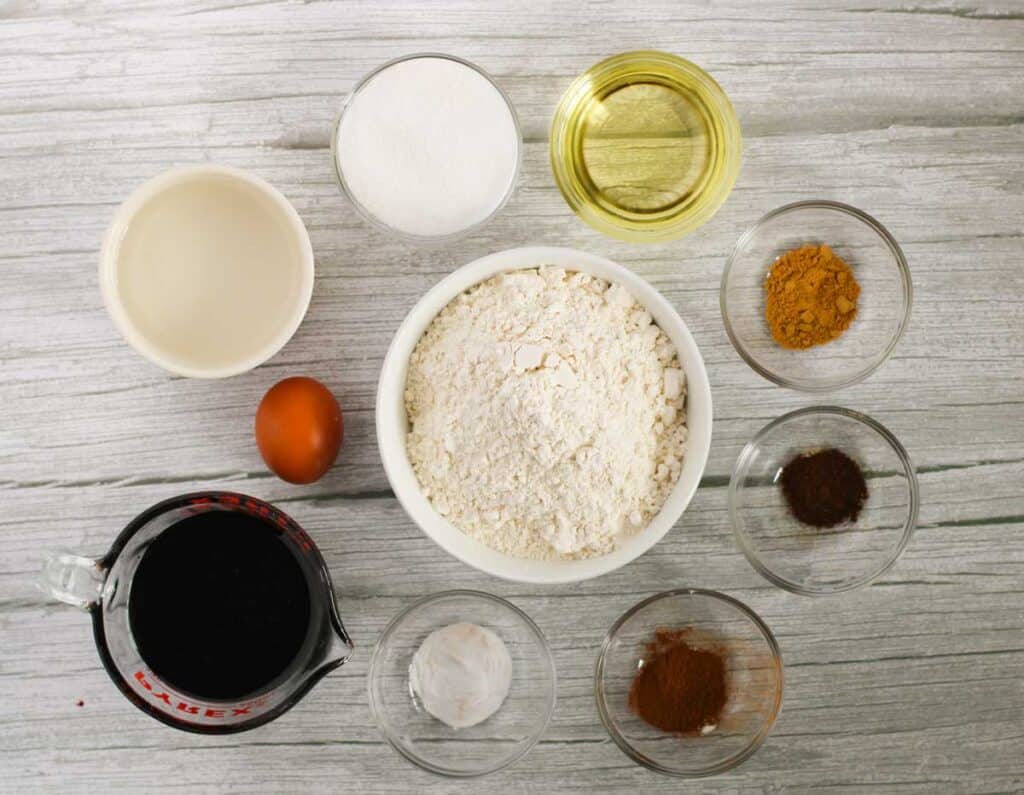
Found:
594,587 -> 784,777
728,405 -> 921,596
331,53 -> 523,246
549,49 -> 742,243
719,199 -> 913,392
367,588 -> 557,778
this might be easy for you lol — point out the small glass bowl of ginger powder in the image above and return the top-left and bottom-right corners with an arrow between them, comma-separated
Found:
720,200 -> 912,392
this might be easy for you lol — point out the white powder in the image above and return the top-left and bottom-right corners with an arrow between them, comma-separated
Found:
409,623 -> 512,729
335,56 -> 519,238
405,267 -> 688,560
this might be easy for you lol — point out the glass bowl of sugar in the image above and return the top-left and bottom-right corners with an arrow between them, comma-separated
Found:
368,590 -> 556,777
332,54 -> 522,244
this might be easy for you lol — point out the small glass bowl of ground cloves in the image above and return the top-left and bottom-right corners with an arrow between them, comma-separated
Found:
595,589 -> 784,777
729,406 -> 919,595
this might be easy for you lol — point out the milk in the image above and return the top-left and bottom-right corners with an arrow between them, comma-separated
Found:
102,166 -> 313,378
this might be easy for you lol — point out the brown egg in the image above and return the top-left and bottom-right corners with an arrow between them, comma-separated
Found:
255,377 -> 343,484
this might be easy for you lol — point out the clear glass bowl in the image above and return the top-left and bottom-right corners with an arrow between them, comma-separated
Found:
595,589 -> 783,777
368,590 -> 556,777
550,51 -> 741,242
332,53 -> 522,245
730,406 -> 919,595
721,200 -> 912,391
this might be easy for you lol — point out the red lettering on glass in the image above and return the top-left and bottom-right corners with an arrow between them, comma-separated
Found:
133,674 -> 249,718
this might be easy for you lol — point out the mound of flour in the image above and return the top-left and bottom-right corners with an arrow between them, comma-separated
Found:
404,267 -> 688,560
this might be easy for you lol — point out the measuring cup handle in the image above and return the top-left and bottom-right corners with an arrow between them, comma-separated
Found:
40,552 -> 105,609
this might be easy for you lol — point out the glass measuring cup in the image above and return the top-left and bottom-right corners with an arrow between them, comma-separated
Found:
41,491 -> 353,733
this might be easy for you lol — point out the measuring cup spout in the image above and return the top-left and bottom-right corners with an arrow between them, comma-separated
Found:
325,611 -> 354,666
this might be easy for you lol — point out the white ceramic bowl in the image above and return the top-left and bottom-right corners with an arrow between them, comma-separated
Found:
376,246 -> 713,583
100,164 -> 314,379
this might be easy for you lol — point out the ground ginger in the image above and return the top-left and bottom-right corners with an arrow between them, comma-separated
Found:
764,243 -> 860,349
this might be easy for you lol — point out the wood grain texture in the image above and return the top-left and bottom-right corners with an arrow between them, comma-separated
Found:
1,0 -> 1022,792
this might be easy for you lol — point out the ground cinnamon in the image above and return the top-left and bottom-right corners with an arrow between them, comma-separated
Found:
764,243 -> 860,349
628,628 -> 728,734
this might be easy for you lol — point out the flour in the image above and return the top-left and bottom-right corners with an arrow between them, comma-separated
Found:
405,267 -> 688,560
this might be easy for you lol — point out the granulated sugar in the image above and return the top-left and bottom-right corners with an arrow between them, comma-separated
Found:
404,267 -> 688,560
334,56 -> 519,238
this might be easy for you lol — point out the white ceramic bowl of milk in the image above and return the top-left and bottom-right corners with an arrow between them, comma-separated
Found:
377,246 -> 713,584
100,165 -> 314,378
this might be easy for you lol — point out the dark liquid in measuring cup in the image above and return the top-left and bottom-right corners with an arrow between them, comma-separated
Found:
128,511 -> 312,700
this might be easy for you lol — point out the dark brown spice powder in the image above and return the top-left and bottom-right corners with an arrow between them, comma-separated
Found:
628,629 -> 728,735
779,447 -> 868,528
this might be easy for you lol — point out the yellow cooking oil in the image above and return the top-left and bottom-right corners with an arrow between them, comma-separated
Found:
550,51 -> 741,242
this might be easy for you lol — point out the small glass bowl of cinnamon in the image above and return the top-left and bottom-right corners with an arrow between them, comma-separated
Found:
595,589 -> 784,777
720,200 -> 912,392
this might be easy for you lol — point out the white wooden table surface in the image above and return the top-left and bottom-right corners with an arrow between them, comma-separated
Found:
2,1 -> 1023,792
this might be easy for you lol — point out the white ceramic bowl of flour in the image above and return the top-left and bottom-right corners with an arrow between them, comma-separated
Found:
377,246 -> 713,584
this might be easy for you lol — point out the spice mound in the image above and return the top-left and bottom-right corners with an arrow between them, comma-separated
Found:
409,623 -> 512,730
628,629 -> 728,735
764,243 -> 860,349
780,447 -> 869,528
405,267 -> 688,560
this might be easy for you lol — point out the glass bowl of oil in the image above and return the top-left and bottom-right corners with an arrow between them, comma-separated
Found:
550,51 -> 741,243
